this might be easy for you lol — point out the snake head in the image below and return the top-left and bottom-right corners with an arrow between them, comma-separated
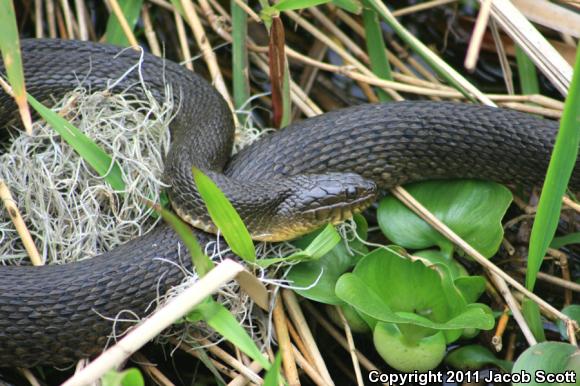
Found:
253,173 -> 377,241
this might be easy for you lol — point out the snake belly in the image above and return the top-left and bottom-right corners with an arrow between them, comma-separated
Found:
0,39 -> 578,367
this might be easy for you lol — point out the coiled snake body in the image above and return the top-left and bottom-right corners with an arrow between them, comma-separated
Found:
0,39 -> 578,367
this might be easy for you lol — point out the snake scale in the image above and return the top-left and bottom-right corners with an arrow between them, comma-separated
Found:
0,39 -> 578,367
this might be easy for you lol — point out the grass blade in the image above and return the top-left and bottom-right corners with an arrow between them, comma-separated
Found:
365,0 -> 493,105
361,3 -> 393,101
27,94 -> 125,192
515,45 -> 540,95
273,0 -> 332,11
526,45 -> 580,290
192,167 -> 256,262
105,0 -> 144,47
149,202 -> 214,277
231,0 -> 250,122
0,0 -> 32,134
189,299 -> 270,369
263,353 -> 282,386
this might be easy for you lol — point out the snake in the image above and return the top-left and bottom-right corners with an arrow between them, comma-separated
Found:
0,39 -> 578,368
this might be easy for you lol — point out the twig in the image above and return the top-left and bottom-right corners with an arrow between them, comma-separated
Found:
336,307 -> 364,386
489,0 -> 572,95
227,360 -> 263,386
132,352 -> 175,386
34,0 -> 44,38
0,180 -> 42,266
516,268 -> 580,292
492,306 -> 510,351
304,302 -> 386,384
488,273 -> 537,345
464,0 -> 492,71
282,290 -> 335,386
292,346 -> 330,386
392,0 -> 457,17
180,0 -> 234,108
273,296 -> 300,386
174,9 -> 194,71
142,5 -> 162,57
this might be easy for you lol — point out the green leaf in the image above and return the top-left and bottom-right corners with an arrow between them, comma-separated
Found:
287,223 -> 368,304
364,0 -> 481,102
527,45 -> 580,290
192,167 -> 256,262
512,342 -> 579,386
556,305 -> 580,340
378,180 -> 512,258
101,368 -> 144,386
188,299 -> 270,369
0,0 -> 31,131
453,276 -> 486,304
258,224 -> 341,268
325,304 -> 371,333
515,46 -> 540,95
332,0 -> 362,14
151,203 -> 213,277
263,353 -> 282,386
105,0 -> 144,47
374,322 -> 447,372
27,94 -> 125,192
445,345 -> 513,372
522,298 -> 546,342
362,3 -> 392,101
414,249 -> 468,279
273,0 -> 332,11
335,249 -> 495,331
551,232 -> 580,249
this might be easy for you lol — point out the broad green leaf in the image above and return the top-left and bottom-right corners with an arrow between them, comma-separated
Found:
522,298 -> 546,342
454,276 -> 486,304
551,232 -> 580,249
105,0 -> 144,47
445,345 -> 513,372
258,224 -> 340,268
326,304 -> 371,333
151,203 -> 213,276
27,94 -> 125,191
335,249 -> 494,331
287,220 -> 368,304
556,305 -> 580,340
378,180 -> 512,258
101,369 -> 144,386
0,0 -> 31,132
192,167 -> 256,262
263,353 -> 282,386
512,342 -> 578,386
374,322 -> 447,372
414,249 -> 468,278
188,299 -> 270,369
527,46 -> 580,290
273,0 -> 332,11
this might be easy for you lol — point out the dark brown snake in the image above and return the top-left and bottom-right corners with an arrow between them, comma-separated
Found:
0,39 -> 578,367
